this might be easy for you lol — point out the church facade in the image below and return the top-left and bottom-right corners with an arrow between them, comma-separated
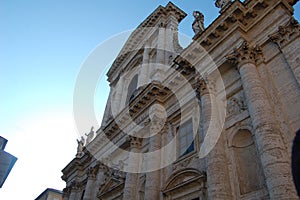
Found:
62,0 -> 300,199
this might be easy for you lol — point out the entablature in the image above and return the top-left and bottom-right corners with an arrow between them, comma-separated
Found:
193,0 -> 296,53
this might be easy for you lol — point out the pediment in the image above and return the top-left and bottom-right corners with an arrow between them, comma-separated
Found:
98,176 -> 124,197
163,168 -> 206,193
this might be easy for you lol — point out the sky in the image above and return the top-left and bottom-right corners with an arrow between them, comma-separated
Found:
0,0 -> 299,199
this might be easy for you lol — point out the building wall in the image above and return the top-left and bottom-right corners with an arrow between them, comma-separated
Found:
62,1 -> 300,200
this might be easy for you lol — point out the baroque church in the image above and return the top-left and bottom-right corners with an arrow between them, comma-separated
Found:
62,0 -> 300,199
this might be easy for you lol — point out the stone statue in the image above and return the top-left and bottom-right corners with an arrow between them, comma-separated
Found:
85,126 -> 95,144
215,0 -> 231,9
76,136 -> 85,157
192,11 -> 205,35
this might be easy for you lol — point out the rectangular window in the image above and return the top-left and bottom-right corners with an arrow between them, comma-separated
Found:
178,119 -> 194,157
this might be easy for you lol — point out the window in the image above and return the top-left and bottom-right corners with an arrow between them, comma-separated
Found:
178,119 -> 194,157
126,74 -> 138,104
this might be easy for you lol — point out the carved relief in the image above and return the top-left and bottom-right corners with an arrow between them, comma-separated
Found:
172,155 -> 195,171
227,95 -> 247,117
87,166 -> 99,179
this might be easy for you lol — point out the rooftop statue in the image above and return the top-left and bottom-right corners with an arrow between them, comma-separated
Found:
76,136 -> 85,157
215,0 -> 231,9
85,126 -> 95,144
192,11 -> 205,35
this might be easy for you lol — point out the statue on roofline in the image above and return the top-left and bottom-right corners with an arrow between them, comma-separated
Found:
192,11 -> 205,35
215,0 -> 231,9
76,136 -> 85,157
85,126 -> 95,144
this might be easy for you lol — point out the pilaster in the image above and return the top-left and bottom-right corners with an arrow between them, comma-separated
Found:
82,166 -> 98,200
68,181 -> 80,200
144,117 -> 164,200
195,74 -> 232,200
123,136 -> 143,200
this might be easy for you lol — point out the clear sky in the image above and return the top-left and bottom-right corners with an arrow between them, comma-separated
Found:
0,0 -> 299,199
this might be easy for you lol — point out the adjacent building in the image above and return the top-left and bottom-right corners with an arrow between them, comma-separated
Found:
62,0 -> 300,199
35,188 -> 63,200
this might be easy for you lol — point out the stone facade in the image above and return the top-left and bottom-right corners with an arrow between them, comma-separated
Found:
62,0 -> 300,199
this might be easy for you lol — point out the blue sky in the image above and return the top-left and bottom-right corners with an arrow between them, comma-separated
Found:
0,0 -> 299,199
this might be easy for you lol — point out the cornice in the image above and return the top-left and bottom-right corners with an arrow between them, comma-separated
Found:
192,0 -> 295,52
86,82 -> 170,153
61,152 -> 93,180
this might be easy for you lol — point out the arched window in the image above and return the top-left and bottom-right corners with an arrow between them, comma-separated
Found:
126,74 -> 138,104
232,129 -> 265,195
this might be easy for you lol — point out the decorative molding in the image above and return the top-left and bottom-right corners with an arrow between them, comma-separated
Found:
87,166 -> 99,179
226,41 -> 264,67
215,0 -> 232,10
193,73 -> 216,98
269,17 -> 300,49
129,136 -> 143,149
172,155 -> 195,171
227,96 -> 247,117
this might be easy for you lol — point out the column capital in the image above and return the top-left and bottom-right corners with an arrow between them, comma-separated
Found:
269,17 -> 300,49
87,166 -> 98,179
70,181 -> 81,191
62,186 -> 71,198
193,73 -> 216,98
226,41 -> 264,69
129,135 -> 142,149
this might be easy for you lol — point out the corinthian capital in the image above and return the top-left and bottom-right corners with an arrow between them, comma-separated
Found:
129,135 -> 142,149
226,41 -> 263,68
87,166 -> 98,179
193,73 -> 216,97
269,17 -> 300,48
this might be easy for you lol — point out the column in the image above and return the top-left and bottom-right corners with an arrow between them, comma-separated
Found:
113,76 -> 124,114
69,181 -> 80,200
92,164 -> 108,199
196,75 -> 232,200
152,25 -> 166,82
144,118 -> 163,200
83,166 -> 98,200
227,41 -> 298,199
123,136 -> 142,200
